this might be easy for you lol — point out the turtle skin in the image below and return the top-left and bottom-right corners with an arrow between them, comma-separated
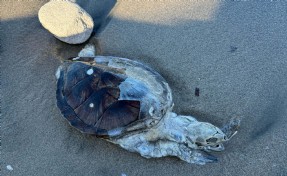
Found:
56,56 -> 173,137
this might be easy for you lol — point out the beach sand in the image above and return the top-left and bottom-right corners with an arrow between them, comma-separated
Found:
1,1 -> 287,175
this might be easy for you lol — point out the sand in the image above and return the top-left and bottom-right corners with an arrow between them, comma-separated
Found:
1,0 -> 287,175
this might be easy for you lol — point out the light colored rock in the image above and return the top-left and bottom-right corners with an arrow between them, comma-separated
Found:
38,1 -> 94,44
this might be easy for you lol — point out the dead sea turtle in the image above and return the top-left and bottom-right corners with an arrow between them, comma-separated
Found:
56,45 -> 239,164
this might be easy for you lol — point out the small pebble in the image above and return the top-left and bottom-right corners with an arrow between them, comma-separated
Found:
230,46 -> 238,53
195,87 -> 200,96
6,165 -> 13,171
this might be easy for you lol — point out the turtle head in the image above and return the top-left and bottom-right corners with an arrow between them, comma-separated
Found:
175,115 -> 228,152
186,122 -> 228,151
164,114 -> 230,152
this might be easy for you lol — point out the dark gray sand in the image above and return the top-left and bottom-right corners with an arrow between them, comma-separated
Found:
1,1 -> 287,175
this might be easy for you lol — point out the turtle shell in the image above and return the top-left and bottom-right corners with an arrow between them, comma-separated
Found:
56,56 -> 173,137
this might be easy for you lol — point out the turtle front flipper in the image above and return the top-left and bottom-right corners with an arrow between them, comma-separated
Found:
112,132 -> 217,165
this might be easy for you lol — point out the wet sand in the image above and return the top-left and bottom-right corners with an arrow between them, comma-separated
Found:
1,1 -> 287,175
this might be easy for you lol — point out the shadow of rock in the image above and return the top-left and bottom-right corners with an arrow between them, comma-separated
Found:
74,0 -> 117,34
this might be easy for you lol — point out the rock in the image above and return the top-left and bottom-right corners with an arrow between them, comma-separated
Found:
38,1 -> 94,44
